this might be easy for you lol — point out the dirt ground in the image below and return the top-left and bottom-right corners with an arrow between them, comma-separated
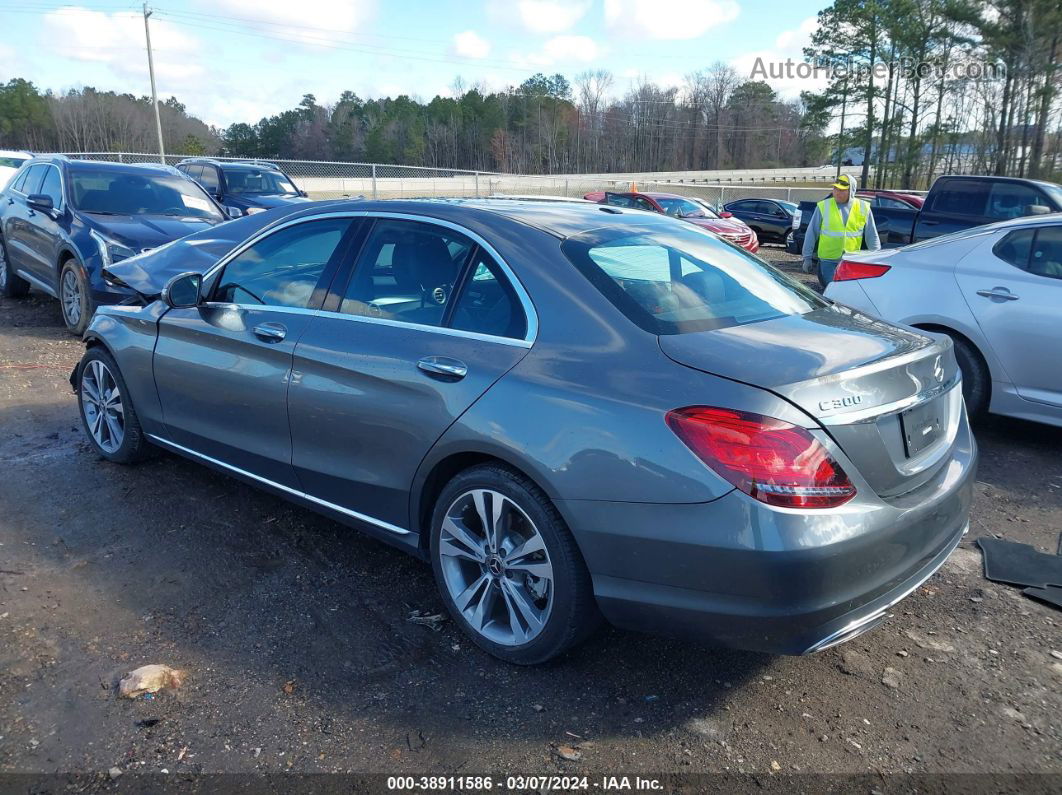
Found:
1,250 -> 1060,789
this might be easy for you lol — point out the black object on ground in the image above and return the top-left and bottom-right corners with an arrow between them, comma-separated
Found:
977,537 -> 1062,588
1022,585 -> 1062,610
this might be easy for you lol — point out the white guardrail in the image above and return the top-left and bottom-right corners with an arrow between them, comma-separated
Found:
56,153 -> 866,205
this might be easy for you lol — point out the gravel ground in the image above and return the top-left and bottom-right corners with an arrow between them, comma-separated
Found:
1,252 -> 1060,787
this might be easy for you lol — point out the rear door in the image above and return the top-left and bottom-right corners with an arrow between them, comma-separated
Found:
288,215 -> 534,530
955,225 -> 1062,408
3,164 -> 47,275
153,215 -> 357,486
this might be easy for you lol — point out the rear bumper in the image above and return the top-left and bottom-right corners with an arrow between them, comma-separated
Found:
558,421 -> 977,655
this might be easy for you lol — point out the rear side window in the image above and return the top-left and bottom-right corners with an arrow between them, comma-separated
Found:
930,180 -> 989,216
340,219 -> 475,327
995,227 -> 1062,281
450,252 -> 527,339
562,224 -> 826,335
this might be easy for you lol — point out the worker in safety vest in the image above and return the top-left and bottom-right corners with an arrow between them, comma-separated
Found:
801,173 -> 880,284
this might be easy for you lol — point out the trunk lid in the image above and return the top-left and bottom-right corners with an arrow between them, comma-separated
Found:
659,305 -> 963,497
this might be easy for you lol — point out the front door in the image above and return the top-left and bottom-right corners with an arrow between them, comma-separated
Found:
153,216 -> 357,486
289,216 -> 533,530
956,226 -> 1062,408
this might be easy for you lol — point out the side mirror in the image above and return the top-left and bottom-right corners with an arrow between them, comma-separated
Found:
720,211 -> 733,218
226,206 -> 244,219
162,272 -> 202,308
299,189 -> 309,198
1026,204 -> 1051,216
27,193 -> 54,213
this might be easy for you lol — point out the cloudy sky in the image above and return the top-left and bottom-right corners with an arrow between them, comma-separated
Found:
1,0 -> 827,128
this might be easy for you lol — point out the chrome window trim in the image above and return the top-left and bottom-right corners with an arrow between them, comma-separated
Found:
145,434 -> 410,535
201,210 -> 538,345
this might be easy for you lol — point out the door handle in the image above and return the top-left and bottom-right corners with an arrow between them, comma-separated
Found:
921,220 -> 940,226
252,322 -> 287,342
417,356 -> 467,380
976,288 -> 1019,301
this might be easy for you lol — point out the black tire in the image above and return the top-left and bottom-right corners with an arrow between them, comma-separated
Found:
76,346 -> 150,464
59,259 -> 94,336
430,464 -> 600,665
0,235 -> 30,299
944,333 -> 990,420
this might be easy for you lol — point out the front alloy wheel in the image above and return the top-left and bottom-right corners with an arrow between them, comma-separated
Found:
81,359 -> 125,453
438,488 -> 554,646
61,266 -> 83,328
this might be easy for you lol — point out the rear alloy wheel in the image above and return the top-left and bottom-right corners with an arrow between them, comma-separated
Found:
0,237 -> 30,299
430,465 -> 599,664
77,348 -> 148,463
944,333 -> 990,420
60,260 -> 94,335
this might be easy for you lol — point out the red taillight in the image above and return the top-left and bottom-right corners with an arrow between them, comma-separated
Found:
834,260 -> 891,281
665,407 -> 856,509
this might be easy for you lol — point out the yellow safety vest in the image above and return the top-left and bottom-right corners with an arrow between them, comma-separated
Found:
816,198 -> 870,260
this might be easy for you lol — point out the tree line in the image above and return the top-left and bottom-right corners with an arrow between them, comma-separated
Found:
805,0 -> 1062,187
0,0 -> 1058,185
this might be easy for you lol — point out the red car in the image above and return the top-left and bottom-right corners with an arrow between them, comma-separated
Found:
583,191 -> 760,253
856,189 -> 925,209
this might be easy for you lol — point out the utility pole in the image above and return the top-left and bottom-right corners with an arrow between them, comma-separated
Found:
143,3 -> 165,163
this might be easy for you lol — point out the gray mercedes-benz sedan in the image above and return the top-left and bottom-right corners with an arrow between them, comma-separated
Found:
71,199 -> 976,664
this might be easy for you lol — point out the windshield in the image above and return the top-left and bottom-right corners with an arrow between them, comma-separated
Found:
777,200 -> 799,212
562,224 -> 827,335
222,168 -> 299,196
655,197 -> 706,218
70,168 -> 224,220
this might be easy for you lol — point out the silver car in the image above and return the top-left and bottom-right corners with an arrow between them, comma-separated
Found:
72,200 -> 976,664
826,216 -> 1062,427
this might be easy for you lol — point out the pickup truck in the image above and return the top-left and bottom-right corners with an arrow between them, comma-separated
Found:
789,175 -> 1062,271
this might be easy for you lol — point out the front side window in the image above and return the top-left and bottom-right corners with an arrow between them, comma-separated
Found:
986,183 -> 1048,221
197,166 -> 220,192
38,165 -> 63,207
340,219 -> 474,327
17,164 -> 46,195
222,168 -> 298,196
562,224 -> 826,335
656,197 -> 705,218
212,218 -> 351,308
70,168 -> 225,221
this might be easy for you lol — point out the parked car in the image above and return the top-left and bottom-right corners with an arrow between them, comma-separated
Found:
0,149 -> 33,187
825,215 -> 1062,427
857,189 -> 925,209
0,156 -> 228,334
584,191 -> 758,252
72,198 -> 975,664
721,197 -> 800,245
176,158 -> 310,217
791,175 -> 1062,258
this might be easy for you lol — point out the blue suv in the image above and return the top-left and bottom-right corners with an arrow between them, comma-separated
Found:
0,157 -> 227,334
176,158 -> 310,217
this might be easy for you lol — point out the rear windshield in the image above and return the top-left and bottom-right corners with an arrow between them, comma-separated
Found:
562,224 -> 826,335
70,168 -> 224,220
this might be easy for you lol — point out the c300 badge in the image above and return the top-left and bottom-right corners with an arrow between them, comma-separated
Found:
819,395 -> 864,412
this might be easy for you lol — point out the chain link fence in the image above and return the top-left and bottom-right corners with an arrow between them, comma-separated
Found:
56,153 -> 867,205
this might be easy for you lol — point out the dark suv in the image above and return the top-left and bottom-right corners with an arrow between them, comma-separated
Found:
0,156 -> 227,334
176,158 -> 310,217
